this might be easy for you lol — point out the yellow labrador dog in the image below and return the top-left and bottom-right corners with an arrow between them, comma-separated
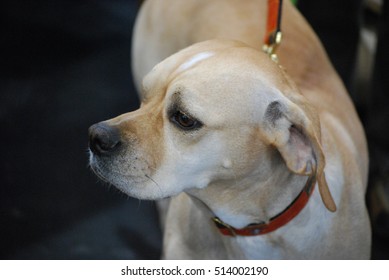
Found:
89,0 -> 371,259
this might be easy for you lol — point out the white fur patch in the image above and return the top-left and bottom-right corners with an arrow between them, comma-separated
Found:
178,52 -> 215,72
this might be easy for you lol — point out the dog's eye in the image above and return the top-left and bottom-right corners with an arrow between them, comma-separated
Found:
171,111 -> 202,130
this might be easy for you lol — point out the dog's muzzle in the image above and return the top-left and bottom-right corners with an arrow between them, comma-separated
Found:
88,122 -> 121,156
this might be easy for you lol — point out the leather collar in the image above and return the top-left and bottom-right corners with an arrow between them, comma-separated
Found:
212,172 -> 316,236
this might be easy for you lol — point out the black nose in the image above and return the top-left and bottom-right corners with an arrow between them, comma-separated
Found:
88,122 -> 121,156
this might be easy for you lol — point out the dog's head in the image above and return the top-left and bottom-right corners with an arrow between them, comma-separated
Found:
88,39 -> 336,211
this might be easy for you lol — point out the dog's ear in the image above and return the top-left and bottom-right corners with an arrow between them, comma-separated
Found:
263,98 -> 337,212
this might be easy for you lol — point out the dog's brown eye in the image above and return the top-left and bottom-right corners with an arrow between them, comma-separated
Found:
171,111 -> 202,130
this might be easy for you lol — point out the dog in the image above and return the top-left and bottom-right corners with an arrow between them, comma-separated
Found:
88,0 -> 371,259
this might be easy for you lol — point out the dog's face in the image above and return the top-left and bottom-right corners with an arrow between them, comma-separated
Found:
88,40 -> 336,211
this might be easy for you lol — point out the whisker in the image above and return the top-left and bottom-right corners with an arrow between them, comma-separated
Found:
145,174 -> 164,197
136,199 -> 142,211
147,165 -> 158,172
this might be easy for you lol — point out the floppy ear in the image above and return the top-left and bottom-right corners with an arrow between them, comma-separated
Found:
263,99 -> 337,212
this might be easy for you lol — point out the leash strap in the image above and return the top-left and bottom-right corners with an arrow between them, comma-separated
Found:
263,0 -> 283,62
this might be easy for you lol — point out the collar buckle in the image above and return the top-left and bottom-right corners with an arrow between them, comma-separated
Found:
212,217 -> 237,236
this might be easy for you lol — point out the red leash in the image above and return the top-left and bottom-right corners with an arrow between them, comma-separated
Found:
263,0 -> 283,62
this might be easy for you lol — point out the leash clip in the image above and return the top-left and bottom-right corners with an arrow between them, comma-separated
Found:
262,30 -> 282,63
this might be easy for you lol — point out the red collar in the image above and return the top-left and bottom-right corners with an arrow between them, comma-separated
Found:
212,172 -> 316,236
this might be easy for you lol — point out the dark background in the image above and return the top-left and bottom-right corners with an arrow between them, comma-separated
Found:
1,0 -> 387,259
1,0 -> 161,259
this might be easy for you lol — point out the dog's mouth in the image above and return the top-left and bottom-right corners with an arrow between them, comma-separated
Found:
88,152 -> 112,185
88,148 -> 167,200
89,149 -> 149,181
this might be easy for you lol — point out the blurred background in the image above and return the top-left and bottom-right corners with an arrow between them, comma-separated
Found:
1,0 -> 388,259
1,0 -> 161,259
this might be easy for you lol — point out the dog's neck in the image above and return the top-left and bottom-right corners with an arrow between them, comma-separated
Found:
186,154 -> 309,229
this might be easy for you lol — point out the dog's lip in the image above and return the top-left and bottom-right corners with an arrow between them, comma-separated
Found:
89,155 -> 151,186
89,158 -> 111,184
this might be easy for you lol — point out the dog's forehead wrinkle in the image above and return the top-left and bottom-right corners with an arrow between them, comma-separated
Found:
166,89 -> 192,119
166,85 -> 208,118
169,89 -> 185,106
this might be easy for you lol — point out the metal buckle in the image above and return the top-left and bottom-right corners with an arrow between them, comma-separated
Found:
262,31 -> 282,63
212,217 -> 237,236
